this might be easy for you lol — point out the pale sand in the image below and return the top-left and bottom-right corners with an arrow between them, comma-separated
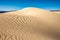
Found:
0,7 -> 60,40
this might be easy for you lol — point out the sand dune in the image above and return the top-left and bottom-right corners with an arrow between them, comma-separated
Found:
0,7 -> 60,40
51,11 -> 60,15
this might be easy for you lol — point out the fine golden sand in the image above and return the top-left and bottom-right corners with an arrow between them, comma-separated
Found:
0,7 -> 60,40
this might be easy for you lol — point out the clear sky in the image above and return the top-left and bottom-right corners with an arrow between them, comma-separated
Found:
0,0 -> 60,11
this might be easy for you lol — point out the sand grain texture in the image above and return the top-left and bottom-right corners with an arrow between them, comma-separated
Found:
0,7 -> 60,40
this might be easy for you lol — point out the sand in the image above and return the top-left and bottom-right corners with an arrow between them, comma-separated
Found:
0,7 -> 60,40
51,11 -> 60,15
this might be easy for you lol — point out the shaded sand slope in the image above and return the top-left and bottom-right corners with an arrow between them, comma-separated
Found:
0,7 -> 60,40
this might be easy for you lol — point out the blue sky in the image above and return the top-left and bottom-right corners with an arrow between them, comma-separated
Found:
0,0 -> 60,11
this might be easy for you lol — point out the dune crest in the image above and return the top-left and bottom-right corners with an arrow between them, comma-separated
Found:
0,7 -> 60,40
20,7 -> 51,15
6,7 -> 50,15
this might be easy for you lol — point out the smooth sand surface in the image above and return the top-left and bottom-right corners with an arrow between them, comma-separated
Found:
51,11 -> 60,15
0,7 -> 60,40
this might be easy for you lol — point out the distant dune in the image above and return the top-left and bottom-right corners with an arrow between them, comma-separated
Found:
0,7 -> 60,40
50,10 -> 60,14
0,10 -> 16,13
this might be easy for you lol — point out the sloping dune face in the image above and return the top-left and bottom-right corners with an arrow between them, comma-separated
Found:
0,7 -> 60,40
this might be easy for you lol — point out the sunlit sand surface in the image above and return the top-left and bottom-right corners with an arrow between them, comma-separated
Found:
0,7 -> 60,40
